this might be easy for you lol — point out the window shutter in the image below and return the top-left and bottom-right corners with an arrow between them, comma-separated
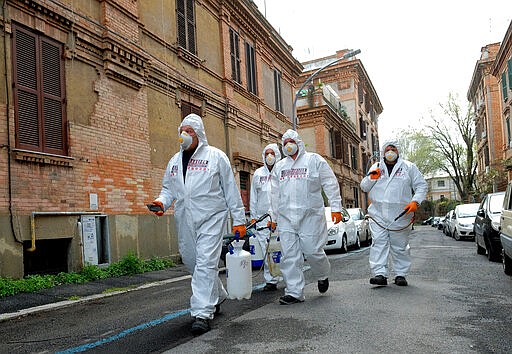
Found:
502,72 -> 508,101
334,131 -> 341,159
42,39 -> 66,154
186,0 -> 196,54
176,0 -> 187,49
508,59 -> 512,91
14,27 -> 41,150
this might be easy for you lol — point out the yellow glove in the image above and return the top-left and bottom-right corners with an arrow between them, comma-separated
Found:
250,218 -> 256,225
267,221 -> 277,232
232,225 -> 246,238
331,212 -> 342,224
369,168 -> 381,180
404,201 -> 419,214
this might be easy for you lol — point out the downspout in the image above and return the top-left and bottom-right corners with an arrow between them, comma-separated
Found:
27,211 -> 102,252
486,84 -> 496,192
224,100 -> 231,163
2,0 -> 22,244
224,100 -> 233,231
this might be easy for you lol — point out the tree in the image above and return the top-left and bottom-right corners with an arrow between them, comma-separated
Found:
396,94 -> 477,202
425,94 -> 477,202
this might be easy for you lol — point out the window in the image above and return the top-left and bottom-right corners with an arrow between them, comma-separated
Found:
351,145 -> 358,169
437,180 -> 445,187
12,24 -> 67,155
334,130 -> 342,159
181,101 -> 201,119
229,28 -> 241,83
245,42 -> 257,94
353,186 -> 359,208
176,0 -> 196,54
507,116 -> 511,147
239,171 -> 250,212
329,128 -> 335,158
273,69 -> 282,112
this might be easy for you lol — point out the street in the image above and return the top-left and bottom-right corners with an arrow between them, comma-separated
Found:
1,225 -> 511,353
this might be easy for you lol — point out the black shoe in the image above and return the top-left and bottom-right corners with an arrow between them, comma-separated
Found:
279,295 -> 304,305
191,317 -> 210,335
263,283 -> 278,291
369,275 -> 388,286
394,276 -> 408,286
214,298 -> 226,315
318,278 -> 329,293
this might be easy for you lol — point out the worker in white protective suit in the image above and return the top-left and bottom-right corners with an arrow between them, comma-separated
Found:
149,113 -> 246,335
269,129 -> 342,305
250,143 -> 282,291
360,139 -> 427,287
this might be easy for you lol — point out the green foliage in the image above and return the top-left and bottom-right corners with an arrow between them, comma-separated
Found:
0,254 -> 175,299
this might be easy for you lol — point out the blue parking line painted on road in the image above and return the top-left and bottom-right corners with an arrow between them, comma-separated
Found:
55,309 -> 191,354
55,281 -> 272,353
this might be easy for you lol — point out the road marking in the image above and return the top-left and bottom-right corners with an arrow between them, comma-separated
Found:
55,309 -> 191,353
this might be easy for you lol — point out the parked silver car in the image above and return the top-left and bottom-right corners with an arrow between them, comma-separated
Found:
347,208 -> 372,246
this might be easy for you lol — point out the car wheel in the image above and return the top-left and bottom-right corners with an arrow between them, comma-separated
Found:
454,229 -> 460,241
486,239 -> 501,262
476,238 -> 486,255
341,234 -> 348,253
503,250 -> 512,276
354,235 -> 361,250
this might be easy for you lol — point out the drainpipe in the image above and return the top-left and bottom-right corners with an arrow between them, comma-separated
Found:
486,84 -> 496,192
27,211 -> 102,252
2,0 -> 22,244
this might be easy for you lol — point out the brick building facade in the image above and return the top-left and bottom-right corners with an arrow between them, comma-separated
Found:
0,0 -> 301,278
468,42 -> 507,193
296,50 -> 382,211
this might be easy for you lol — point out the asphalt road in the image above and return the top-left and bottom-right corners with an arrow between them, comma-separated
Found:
1,225 -> 511,353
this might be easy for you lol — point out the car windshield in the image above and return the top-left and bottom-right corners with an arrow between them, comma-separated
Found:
489,194 -> 505,214
458,205 -> 479,218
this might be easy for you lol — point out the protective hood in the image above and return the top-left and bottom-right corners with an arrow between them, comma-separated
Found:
178,113 -> 208,149
380,139 -> 400,158
261,143 -> 281,164
281,129 -> 305,157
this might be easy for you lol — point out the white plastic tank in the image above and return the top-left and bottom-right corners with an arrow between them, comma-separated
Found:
249,234 -> 264,269
267,234 -> 282,277
226,239 -> 252,299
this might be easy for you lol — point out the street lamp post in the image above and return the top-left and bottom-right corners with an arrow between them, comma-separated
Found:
292,49 -> 361,131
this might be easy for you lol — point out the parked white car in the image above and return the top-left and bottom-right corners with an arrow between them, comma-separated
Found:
451,203 -> 480,241
347,207 -> 372,246
324,206 -> 359,252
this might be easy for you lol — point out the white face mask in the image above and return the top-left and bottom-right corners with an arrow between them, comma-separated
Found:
265,154 -> 276,166
384,150 -> 398,162
284,142 -> 298,156
179,131 -> 193,150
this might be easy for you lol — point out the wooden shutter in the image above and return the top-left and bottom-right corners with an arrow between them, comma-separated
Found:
13,27 -> 40,150
334,130 -> 341,159
185,0 -> 196,54
176,0 -> 187,49
41,38 -> 66,154
13,25 -> 67,155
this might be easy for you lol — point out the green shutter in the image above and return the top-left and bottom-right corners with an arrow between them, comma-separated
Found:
503,72 -> 508,101
508,59 -> 512,90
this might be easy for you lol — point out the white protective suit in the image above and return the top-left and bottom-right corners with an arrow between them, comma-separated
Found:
250,143 -> 282,285
270,129 -> 342,300
360,139 -> 428,278
155,114 -> 246,320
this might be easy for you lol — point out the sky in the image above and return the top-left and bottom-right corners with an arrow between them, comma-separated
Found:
251,0 -> 511,142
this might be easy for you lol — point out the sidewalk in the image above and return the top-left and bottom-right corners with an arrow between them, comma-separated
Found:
0,265 -> 191,321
